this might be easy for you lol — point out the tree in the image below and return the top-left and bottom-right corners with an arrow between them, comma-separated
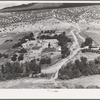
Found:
13,42 -> 22,48
1,65 -> 5,74
40,58 -> 46,64
18,54 -> 24,61
72,65 -> 82,78
80,57 -> 87,66
11,55 -> 17,61
75,59 -> 83,72
5,62 -> 12,73
81,42 -> 85,48
3,54 -> 8,58
85,37 -> 92,46
48,42 -> 51,48
18,48 -> 27,53
61,46 -> 70,58
46,57 -> 51,64
0,53 -> 2,58
29,59 -> 40,74
29,59 -> 36,71
12,62 -> 21,73
30,32 -> 33,38
94,56 -> 100,64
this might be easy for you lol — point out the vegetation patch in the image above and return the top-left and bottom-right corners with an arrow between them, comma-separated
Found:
59,56 -> 100,80
0,59 -> 41,80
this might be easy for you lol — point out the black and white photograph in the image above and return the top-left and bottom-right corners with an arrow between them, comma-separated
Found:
0,1 -> 100,90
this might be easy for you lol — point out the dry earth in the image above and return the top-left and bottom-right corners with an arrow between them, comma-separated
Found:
0,75 -> 100,88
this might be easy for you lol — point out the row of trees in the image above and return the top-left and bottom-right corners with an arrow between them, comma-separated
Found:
39,34 -> 57,39
40,30 -> 55,34
13,32 -> 35,48
0,53 -> 8,59
40,32 -> 71,58
40,57 -> 51,64
81,48 -> 100,54
57,32 -> 71,58
11,54 -> 24,61
0,59 -> 41,80
59,56 -> 100,80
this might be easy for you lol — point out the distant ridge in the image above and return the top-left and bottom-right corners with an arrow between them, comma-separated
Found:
0,3 -> 99,12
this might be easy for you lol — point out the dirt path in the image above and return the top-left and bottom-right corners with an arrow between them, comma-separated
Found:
42,28 -> 81,80
0,21 -> 89,89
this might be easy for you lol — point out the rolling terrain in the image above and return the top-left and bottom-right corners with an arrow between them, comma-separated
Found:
0,3 -> 100,88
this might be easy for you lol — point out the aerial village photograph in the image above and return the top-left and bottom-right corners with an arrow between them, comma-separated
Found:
0,1 -> 100,89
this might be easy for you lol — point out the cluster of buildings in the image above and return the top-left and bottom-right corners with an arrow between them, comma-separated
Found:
22,39 -> 61,62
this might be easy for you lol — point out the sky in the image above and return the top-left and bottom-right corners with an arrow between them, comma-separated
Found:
0,1 -> 35,9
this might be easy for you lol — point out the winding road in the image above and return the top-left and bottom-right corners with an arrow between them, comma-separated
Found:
0,22 -> 86,88
42,24 -> 85,80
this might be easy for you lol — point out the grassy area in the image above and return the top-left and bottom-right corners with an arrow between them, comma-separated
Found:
83,52 -> 100,61
0,32 -> 30,50
79,29 -> 100,46
71,52 -> 100,63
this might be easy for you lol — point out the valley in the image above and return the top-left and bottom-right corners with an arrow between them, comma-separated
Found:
0,3 -> 100,88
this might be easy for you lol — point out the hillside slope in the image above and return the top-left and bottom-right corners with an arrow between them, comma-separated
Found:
0,3 -> 98,12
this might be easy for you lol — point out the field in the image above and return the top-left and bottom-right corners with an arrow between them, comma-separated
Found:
0,3 -> 100,90
71,52 -> 100,62
0,32 -> 30,51
79,28 -> 100,46
0,75 -> 100,88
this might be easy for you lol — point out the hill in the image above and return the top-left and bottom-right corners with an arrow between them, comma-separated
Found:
0,3 -> 99,12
